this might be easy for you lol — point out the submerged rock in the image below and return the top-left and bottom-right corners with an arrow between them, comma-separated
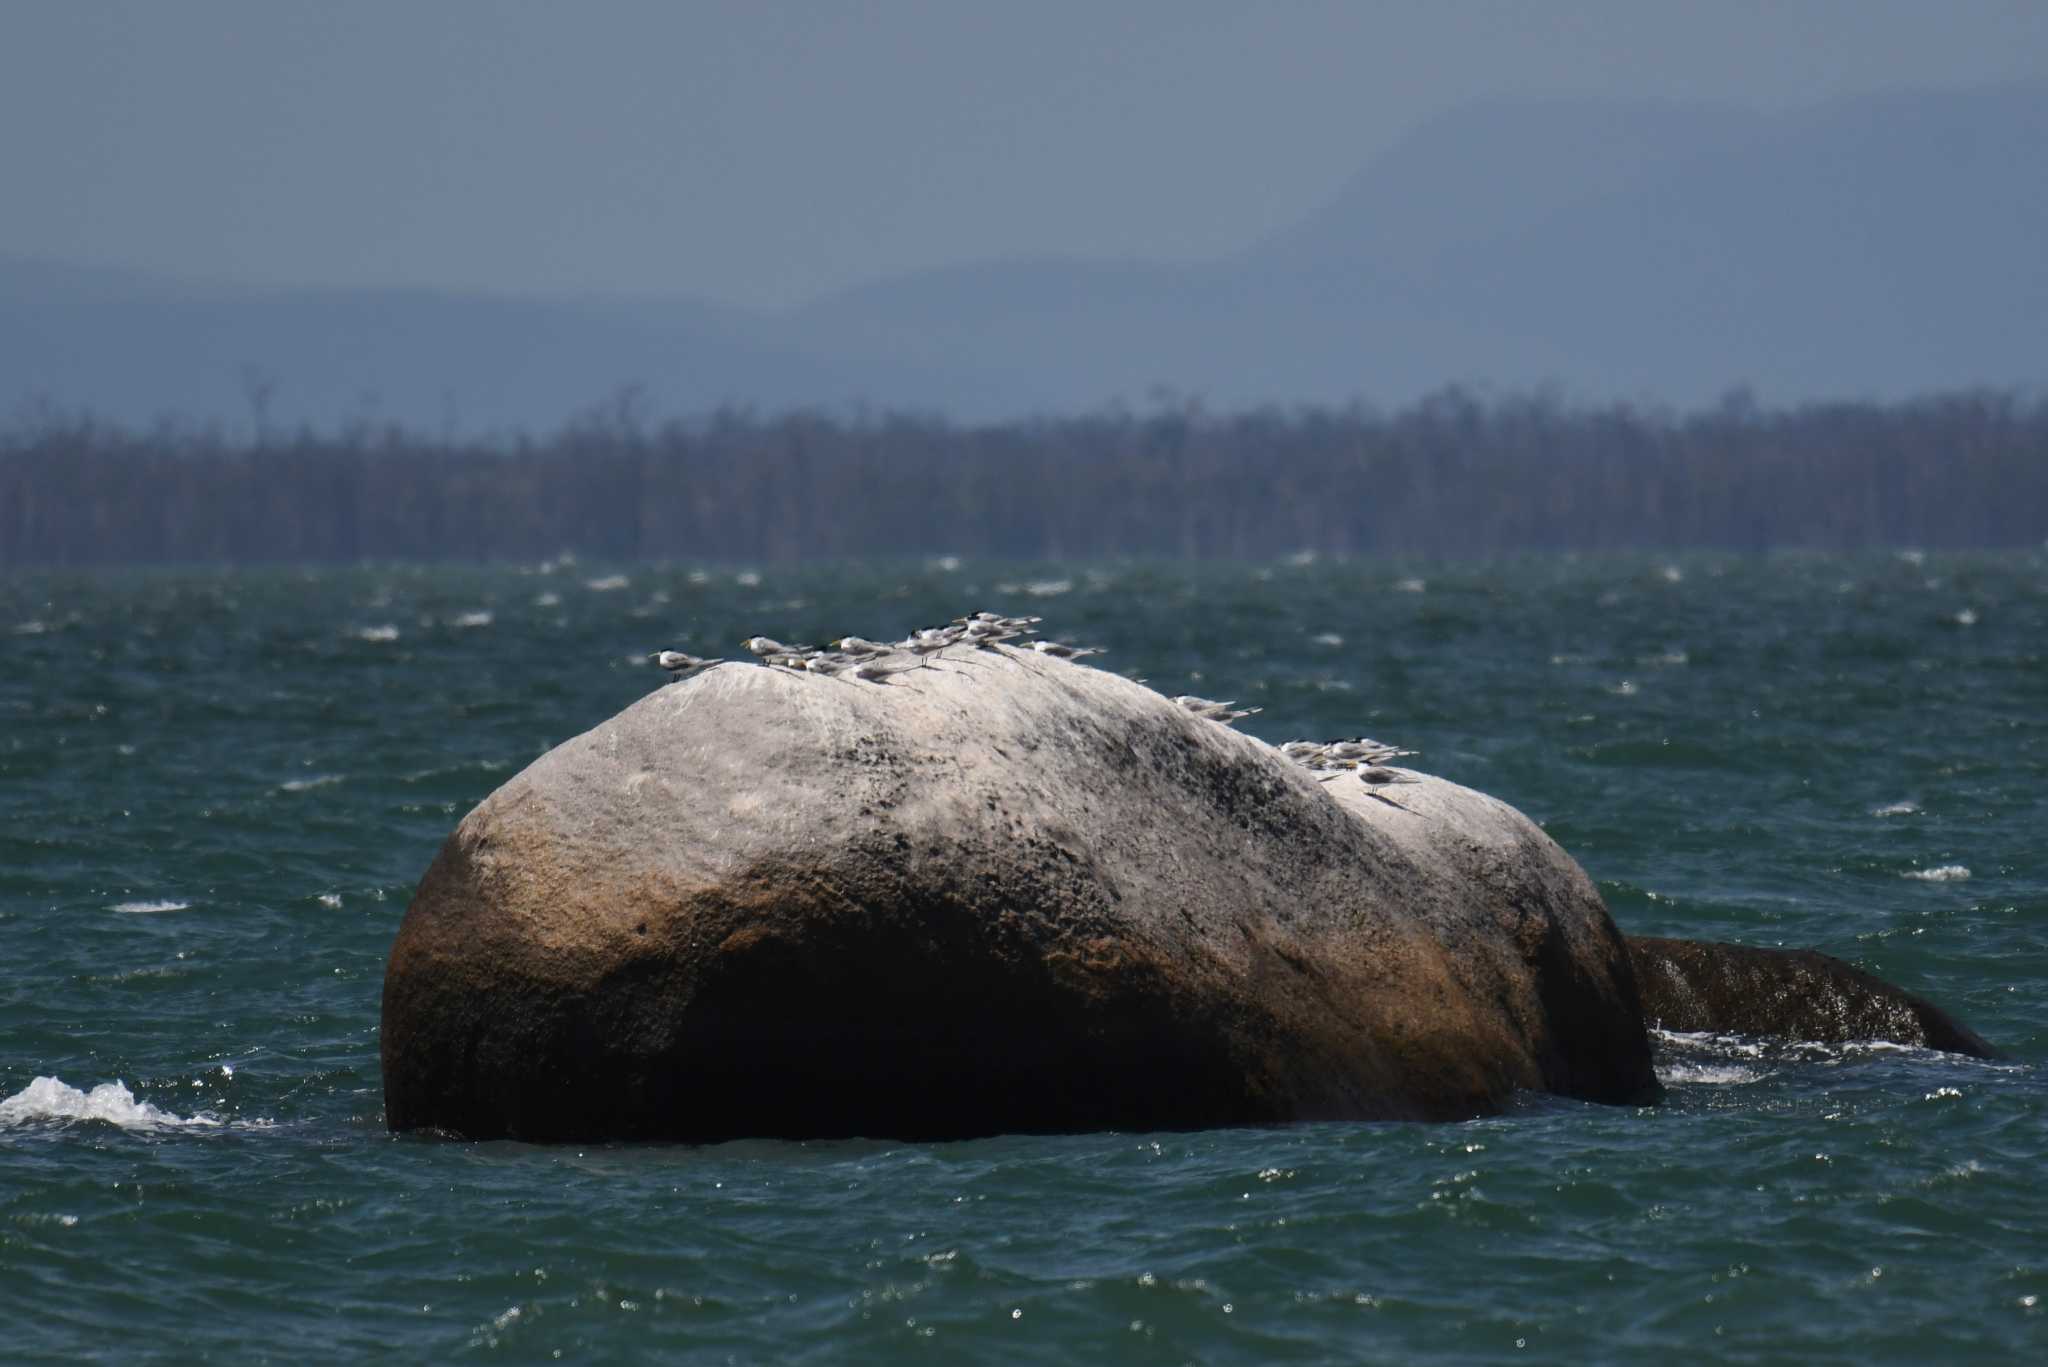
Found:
381,650 -> 1661,1141
1627,936 -> 1998,1059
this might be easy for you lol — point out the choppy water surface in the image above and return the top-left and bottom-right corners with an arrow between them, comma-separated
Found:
4,553 -> 2044,1363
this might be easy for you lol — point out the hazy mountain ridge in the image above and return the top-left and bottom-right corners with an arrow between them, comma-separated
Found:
5,81 -> 2042,430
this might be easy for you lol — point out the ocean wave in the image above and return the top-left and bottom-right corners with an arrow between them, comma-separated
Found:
109,899 -> 190,914
1871,800 -> 1919,817
0,1077 -> 218,1131
353,624 -> 400,642
279,774 -> 344,793
1903,864 -> 1970,882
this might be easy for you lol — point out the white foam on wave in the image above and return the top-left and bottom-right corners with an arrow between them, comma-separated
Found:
109,899 -> 190,914
1871,800 -> 1919,817
452,610 -> 494,628
0,1077 -> 217,1131
280,774 -> 343,793
1653,1026 -> 1996,1071
1904,864 -> 1971,882
354,624 -> 400,643
1657,1062 -> 1764,1086
1650,1028 -> 1766,1057
584,574 -> 630,592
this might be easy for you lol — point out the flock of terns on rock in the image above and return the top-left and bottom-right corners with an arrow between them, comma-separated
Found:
651,610 -> 1419,789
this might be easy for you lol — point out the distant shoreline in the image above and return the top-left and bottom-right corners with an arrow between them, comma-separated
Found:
5,387 -> 2044,566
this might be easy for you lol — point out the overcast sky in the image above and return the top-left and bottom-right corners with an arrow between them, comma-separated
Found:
5,1 -> 2045,309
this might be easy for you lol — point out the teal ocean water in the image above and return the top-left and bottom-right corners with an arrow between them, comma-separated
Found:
3,554 -> 2044,1363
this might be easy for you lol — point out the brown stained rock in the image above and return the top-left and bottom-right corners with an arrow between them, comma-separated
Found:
382,649 -> 1661,1141
1627,936 -> 1999,1059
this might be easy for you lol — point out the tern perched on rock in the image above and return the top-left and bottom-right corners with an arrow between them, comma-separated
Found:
945,611 -> 1041,649
1278,737 -> 1420,778
897,626 -> 964,656
1327,738 -> 1417,765
740,611 -> 1082,678
651,650 -> 723,678
742,636 -> 817,668
1173,695 -> 1262,725
795,653 -> 850,677
1028,640 -> 1103,660
955,611 -> 1041,629
963,620 -> 1023,648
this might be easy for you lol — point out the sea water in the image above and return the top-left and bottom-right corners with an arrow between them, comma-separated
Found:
3,553 -> 2043,1363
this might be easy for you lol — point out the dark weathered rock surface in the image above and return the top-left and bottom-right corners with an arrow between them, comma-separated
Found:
1627,936 -> 1999,1059
381,649 -> 1661,1141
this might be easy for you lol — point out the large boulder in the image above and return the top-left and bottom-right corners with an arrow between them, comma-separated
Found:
381,648 -> 1660,1140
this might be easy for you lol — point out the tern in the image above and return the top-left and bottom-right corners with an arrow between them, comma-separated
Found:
898,626 -> 965,655
742,636 -> 812,661
651,650 -> 722,676
1173,695 -> 1262,725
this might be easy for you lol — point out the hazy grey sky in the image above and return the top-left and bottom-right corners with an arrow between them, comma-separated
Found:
5,1 -> 2045,309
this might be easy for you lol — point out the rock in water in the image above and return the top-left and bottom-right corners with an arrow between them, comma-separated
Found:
381,651 -> 1659,1141
1627,937 -> 1999,1058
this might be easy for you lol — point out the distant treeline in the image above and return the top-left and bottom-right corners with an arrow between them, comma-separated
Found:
4,388 -> 2045,566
